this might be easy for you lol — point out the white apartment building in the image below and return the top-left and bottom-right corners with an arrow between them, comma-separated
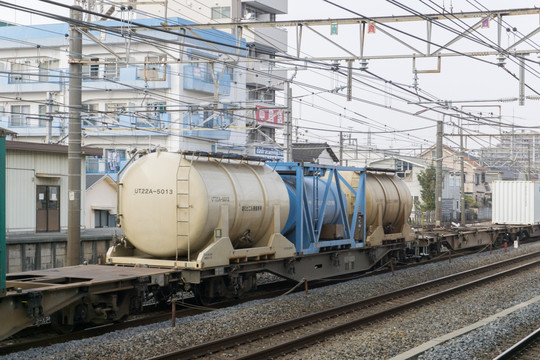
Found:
0,0 -> 288,164
126,0 -> 289,158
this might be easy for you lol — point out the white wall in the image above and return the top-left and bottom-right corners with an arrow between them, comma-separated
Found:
85,177 -> 117,228
6,149 -> 87,232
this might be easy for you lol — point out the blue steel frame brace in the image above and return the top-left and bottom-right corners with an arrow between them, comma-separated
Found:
0,131 -> 5,296
271,162 -> 367,256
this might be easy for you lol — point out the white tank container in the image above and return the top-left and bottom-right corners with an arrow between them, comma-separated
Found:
119,152 -> 290,257
492,180 -> 540,225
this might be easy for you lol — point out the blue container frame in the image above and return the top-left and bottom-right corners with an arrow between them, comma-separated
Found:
270,162 -> 367,255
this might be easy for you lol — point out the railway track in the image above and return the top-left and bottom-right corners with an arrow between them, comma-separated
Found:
147,250 -> 540,360
0,245 -> 520,356
493,327 -> 540,360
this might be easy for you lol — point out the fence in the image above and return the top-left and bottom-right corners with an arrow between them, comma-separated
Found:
410,207 -> 492,226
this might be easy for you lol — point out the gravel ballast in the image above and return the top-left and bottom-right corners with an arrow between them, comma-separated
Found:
4,242 -> 540,360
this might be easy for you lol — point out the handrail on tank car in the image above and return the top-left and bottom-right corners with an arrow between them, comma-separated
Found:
115,148 -> 151,227
179,150 -> 269,163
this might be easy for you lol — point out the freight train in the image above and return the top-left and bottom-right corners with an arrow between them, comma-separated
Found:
107,150 -> 415,299
1,150 -> 538,339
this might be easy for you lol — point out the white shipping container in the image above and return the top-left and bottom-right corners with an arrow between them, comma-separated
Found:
492,181 -> 540,225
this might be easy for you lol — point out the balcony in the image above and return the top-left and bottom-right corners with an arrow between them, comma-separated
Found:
242,26 -> 288,53
86,158 -> 128,174
0,69 -> 63,93
81,66 -> 171,91
82,112 -> 171,137
183,65 -> 231,95
246,62 -> 287,90
242,0 -> 287,14
0,115 -> 63,137
0,65 -> 171,94
183,112 -> 231,140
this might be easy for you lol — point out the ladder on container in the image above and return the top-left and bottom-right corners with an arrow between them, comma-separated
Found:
176,156 -> 193,262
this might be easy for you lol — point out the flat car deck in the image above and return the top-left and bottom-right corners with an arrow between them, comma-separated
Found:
1,265 -> 181,340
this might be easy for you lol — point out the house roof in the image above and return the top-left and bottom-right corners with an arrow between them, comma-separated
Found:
369,154 -> 453,171
370,155 -> 430,168
86,174 -> 116,190
0,127 -> 16,137
292,143 -> 339,163
419,144 -> 487,169
7,140 -> 103,157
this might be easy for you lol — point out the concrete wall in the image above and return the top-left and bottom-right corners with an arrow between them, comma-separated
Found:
7,239 -> 110,273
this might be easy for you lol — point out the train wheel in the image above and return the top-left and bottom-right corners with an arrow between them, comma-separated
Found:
193,277 -> 226,305
50,303 -> 87,334
50,311 -> 75,334
518,231 -> 529,242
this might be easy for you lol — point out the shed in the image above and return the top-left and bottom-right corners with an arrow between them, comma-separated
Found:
6,141 -> 102,233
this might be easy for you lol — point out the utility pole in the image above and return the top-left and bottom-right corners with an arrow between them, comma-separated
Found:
285,82 -> 292,162
46,92 -> 53,144
460,116 -> 466,225
339,131 -> 343,165
435,118 -> 443,227
67,6 -> 82,266
527,141 -> 531,180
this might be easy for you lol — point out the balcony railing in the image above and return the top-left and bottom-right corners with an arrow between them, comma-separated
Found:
0,66 -> 171,93
82,112 -> 171,131
86,158 -> 128,174
183,64 -> 231,95
8,69 -> 64,84
183,112 -> 231,140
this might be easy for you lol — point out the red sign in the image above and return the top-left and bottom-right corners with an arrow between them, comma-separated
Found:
256,106 -> 284,126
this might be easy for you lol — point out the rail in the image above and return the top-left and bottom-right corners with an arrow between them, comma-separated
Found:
493,326 -> 540,360
147,251 -> 540,360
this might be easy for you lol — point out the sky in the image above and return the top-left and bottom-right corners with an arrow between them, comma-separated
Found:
3,0 -> 540,155
278,1 -> 540,155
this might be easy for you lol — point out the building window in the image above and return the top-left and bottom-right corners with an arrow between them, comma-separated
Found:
38,104 -> 59,127
10,105 -> 30,126
95,209 -> 116,228
82,103 -> 99,127
104,58 -> 125,79
136,101 -> 165,127
250,126 -> 275,142
211,6 -> 230,19
83,57 -> 100,79
244,6 -> 260,20
105,103 -> 126,123
38,59 -> 59,82
189,55 -> 214,83
248,86 -> 275,102
90,58 -> 99,78
106,149 -> 124,171
10,61 -> 31,83
138,55 -> 166,81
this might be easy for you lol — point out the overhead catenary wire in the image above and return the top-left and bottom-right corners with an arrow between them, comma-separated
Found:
1,0 -> 536,153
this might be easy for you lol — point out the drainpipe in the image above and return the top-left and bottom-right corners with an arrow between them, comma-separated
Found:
0,129 -> 6,295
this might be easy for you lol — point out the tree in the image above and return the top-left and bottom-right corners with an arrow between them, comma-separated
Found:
417,165 -> 436,211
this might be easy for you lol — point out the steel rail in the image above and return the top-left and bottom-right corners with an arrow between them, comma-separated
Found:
148,251 -> 540,360
493,326 -> 540,360
0,244 -> 528,356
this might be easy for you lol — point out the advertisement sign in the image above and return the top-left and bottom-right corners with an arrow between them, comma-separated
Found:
255,106 -> 284,126
254,146 -> 283,159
